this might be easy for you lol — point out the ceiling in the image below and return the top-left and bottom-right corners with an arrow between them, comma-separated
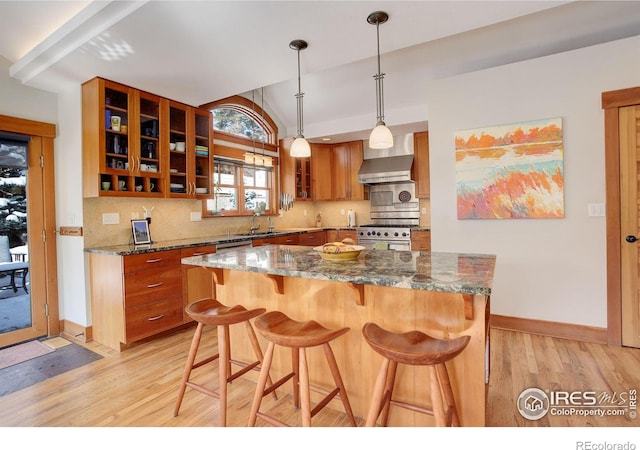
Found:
2,1 -> 640,143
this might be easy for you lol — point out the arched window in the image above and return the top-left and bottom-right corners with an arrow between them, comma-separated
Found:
202,95 -> 277,145
199,95 -> 279,218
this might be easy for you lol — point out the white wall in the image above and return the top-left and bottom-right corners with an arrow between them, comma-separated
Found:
426,36 -> 640,328
0,56 -> 57,122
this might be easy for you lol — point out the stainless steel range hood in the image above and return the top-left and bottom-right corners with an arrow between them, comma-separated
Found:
357,133 -> 414,184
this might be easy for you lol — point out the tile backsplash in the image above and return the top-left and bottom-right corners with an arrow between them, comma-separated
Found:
82,197 -> 429,248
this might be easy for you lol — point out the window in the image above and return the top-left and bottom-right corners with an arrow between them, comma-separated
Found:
206,159 -> 273,216
201,95 -> 279,218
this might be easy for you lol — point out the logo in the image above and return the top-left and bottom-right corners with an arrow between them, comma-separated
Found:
517,387 -> 550,420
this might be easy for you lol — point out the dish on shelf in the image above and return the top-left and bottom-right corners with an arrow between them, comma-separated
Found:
170,183 -> 184,188
170,168 -> 178,173
195,188 -> 208,194
313,243 -> 365,261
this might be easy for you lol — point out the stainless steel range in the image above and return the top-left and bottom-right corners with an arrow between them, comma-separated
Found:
356,182 -> 419,251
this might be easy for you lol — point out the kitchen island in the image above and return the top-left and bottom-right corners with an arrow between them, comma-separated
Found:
182,245 -> 495,426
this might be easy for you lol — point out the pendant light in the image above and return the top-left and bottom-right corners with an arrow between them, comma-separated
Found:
367,11 -> 393,149
289,39 -> 311,158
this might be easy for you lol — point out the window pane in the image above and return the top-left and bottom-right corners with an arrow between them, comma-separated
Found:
212,108 -> 267,142
255,169 -> 268,188
214,162 -> 236,185
207,187 -> 237,215
245,189 -> 269,213
243,167 -> 254,186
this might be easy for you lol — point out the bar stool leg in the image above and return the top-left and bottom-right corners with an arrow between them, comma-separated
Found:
379,360 -> 398,426
436,363 -> 460,426
174,323 -> 204,417
291,347 -> 300,409
217,324 -> 231,427
429,365 -> 446,426
245,321 -> 278,400
248,341 -> 276,426
322,343 -> 357,426
365,357 -> 390,426
299,347 -> 312,427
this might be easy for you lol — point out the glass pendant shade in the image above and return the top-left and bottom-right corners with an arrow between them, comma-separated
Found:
290,136 -> 311,157
369,123 -> 394,149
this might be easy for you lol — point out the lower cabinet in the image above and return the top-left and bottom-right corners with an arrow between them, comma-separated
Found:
181,245 -> 217,323
89,246 -> 215,351
298,231 -> 326,246
411,230 -> 431,251
252,234 -> 300,247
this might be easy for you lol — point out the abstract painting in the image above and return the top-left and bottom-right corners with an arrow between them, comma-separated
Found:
455,117 -> 564,219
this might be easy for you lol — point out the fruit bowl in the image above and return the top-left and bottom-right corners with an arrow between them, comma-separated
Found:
313,242 -> 365,261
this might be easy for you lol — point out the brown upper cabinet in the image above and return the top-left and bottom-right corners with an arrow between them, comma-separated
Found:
413,131 -> 430,198
332,140 -> 365,201
279,138 -> 365,202
82,77 -> 212,199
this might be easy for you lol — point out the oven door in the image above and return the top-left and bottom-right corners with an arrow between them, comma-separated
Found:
358,239 -> 411,252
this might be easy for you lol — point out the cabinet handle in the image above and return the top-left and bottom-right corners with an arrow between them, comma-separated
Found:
192,252 -> 205,256
145,258 -> 163,263
147,314 -> 165,321
147,282 -> 164,288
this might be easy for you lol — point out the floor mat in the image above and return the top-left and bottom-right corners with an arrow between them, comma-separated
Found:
0,340 -> 54,370
0,341 -> 103,397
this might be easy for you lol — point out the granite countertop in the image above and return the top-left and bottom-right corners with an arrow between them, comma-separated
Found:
181,244 -> 495,295
83,227 -> 357,256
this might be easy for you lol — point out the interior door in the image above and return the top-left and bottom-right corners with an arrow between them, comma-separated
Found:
0,117 -> 58,349
619,105 -> 640,347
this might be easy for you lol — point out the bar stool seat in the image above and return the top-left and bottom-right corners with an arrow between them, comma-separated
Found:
248,311 -> 357,427
174,298 -> 275,426
362,322 -> 470,427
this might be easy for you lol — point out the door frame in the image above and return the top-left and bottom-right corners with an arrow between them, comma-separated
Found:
602,86 -> 640,347
0,114 -> 59,346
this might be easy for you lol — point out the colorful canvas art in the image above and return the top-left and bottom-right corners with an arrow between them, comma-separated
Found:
455,117 -> 564,219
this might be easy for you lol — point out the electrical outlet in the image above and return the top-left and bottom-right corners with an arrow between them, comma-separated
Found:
421,207 -> 427,215
102,213 -> 120,225
190,211 -> 202,222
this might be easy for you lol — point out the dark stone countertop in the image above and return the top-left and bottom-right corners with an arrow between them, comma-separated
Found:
181,244 -> 495,296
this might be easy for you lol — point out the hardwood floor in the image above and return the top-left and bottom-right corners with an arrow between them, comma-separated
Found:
0,326 -> 638,427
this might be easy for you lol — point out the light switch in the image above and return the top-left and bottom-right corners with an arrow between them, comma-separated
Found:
588,203 -> 605,217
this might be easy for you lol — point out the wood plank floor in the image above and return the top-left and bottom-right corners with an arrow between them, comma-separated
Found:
0,326 -> 638,427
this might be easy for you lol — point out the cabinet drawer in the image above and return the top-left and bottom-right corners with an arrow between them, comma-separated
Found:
123,250 -> 181,273
299,231 -> 326,246
124,266 -> 182,307
253,234 -> 300,247
125,296 -> 184,342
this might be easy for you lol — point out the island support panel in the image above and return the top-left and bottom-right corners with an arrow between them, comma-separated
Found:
214,269 -> 489,426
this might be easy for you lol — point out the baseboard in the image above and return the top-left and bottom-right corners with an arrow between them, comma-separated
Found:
490,314 -> 607,345
59,319 -> 92,343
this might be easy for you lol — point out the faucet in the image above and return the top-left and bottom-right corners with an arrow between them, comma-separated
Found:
267,216 -> 274,233
250,213 -> 261,234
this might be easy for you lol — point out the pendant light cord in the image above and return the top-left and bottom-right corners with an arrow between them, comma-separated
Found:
374,20 -> 385,126
295,46 -> 305,138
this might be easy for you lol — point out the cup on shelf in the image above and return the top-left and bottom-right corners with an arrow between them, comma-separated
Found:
120,125 -> 128,134
101,181 -> 111,191
135,185 -> 143,192
150,183 -> 155,191
169,143 -> 176,151
175,142 -> 185,152
118,180 -> 126,191
140,163 -> 148,171
111,115 -> 121,131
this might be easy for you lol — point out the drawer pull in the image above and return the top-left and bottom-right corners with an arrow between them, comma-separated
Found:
192,252 -> 205,256
147,282 -> 164,288
147,314 -> 165,321
146,258 -> 163,264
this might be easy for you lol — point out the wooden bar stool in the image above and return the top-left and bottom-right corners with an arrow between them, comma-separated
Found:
362,322 -> 471,427
174,298 -> 275,427
248,311 -> 357,427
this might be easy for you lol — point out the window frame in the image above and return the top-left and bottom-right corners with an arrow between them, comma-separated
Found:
200,95 -> 280,219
